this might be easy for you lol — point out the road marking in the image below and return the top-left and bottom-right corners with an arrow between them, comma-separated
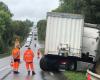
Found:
1,70 -> 12,80
49,72 -> 54,76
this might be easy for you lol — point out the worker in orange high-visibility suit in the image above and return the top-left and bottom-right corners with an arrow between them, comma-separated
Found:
37,49 -> 41,59
24,47 -> 35,75
12,46 -> 20,74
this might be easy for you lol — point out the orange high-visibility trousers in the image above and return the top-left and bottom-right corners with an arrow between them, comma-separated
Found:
26,62 -> 34,71
12,47 -> 20,71
13,61 -> 19,71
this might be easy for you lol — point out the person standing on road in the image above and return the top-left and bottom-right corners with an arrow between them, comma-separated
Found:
34,43 -> 36,48
23,47 -> 35,75
37,49 -> 41,59
12,46 -> 20,74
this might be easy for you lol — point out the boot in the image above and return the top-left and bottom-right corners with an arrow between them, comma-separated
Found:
16,71 -> 19,74
13,71 -> 16,74
13,71 -> 19,74
32,71 -> 35,75
28,71 -> 30,75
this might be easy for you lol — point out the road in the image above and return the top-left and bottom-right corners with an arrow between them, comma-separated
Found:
0,35 -> 67,80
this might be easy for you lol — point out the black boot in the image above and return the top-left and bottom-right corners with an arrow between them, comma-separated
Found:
16,71 -> 19,74
28,71 -> 30,75
13,71 -> 19,74
32,71 -> 35,75
13,71 -> 16,74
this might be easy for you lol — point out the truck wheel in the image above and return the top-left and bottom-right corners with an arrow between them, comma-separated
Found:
40,57 -> 48,71
68,61 -> 77,71
65,63 -> 69,70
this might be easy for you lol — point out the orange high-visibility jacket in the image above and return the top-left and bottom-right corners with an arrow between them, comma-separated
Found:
24,49 -> 34,62
12,48 -> 20,59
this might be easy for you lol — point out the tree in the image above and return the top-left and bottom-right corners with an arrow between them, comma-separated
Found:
37,20 -> 46,41
0,2 -> 12,52
53,0 -> 100,24
0,2 -> 12,16
7,20 -> 33,46
0,2 -> 33,53
52,0 -> 83,14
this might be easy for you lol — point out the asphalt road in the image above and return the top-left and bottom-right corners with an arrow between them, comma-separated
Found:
0,36 -> 67,80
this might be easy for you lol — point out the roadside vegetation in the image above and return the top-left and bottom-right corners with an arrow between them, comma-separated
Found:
37,0 -> 100,41
0,2 -> 33,58
40,48 -> 45,55
64,71 -> 86,80
0,48 -> 11,58
37,20 -> 46,41
53,0 -> 100,24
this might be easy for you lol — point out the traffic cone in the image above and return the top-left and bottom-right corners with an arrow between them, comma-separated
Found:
87,73 -> 91,80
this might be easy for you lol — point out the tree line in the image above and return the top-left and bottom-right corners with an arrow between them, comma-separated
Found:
37,0 -> 100,41
37,20 -> 46,41
0,2 -> 33,53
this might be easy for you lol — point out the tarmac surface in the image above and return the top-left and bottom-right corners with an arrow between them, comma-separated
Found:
0,35 -> 67,80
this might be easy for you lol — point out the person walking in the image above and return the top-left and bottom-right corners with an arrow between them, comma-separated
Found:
24,47 -> 35,75
12,46 -> 20,74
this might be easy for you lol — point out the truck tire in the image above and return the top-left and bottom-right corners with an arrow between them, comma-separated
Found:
65,63 -> 69,70
68,61 -> 77,71
40,57 -> 48,71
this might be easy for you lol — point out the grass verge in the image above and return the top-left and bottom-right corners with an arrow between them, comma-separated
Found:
64,71 -> 86,80
40,48 -> 44,55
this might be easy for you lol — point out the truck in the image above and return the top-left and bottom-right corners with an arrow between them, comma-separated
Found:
40,12 -> 99,72
85,24 -> 100,80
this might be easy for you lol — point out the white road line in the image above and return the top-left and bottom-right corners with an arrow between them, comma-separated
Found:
49,72 -> 54,76
0,66 -> 10,72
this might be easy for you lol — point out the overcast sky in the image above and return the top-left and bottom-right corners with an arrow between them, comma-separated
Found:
0,0 -> 59,23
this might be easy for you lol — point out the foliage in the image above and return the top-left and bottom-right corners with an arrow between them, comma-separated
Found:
0,2 -> 12,52
37,20 -> 46,41
10,20 -> 32,41
37,0 -> 100,42
0,2 -> 33,53
53,0 -> 100,24
40,48 -> 44,55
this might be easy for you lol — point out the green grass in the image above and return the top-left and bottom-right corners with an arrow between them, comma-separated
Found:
40,48 -> 44,55
64,71 -> 86,80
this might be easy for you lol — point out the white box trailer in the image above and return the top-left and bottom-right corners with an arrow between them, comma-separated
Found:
45,12 -> 84,57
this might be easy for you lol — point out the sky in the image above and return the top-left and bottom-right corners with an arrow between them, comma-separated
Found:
0,0 -> 59,23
